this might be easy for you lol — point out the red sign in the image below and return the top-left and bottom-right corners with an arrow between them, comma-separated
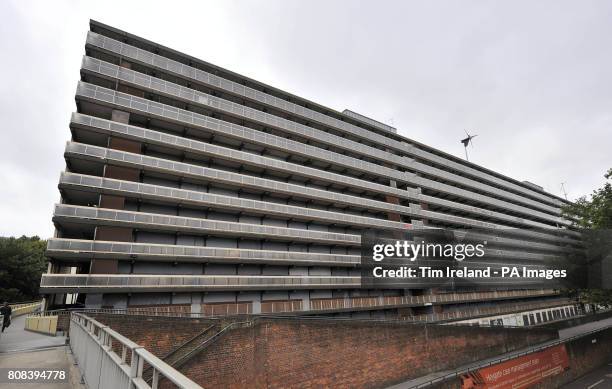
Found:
461,344 -> 569,389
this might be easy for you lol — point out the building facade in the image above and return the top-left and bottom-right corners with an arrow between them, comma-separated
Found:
40,20 -> 582,321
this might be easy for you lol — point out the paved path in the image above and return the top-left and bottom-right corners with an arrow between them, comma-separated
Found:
0,315 -> 81,388
388,316 -> 612,389
0,347 -> 83,389
0,315 -> 66,353
561,362 -> 612,389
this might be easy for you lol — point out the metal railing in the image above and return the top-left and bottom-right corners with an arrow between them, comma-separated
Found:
84,32 -> 565,210
58,171 -> 578,256
406,299 -> 575,323
57,170 -> 410,231
74,80 -> 569,228
81,55 -> 565,219
69,312 -> 201,389
308,290 -> 561,313
69,112 -> 566,233
53,202 -> 361,245
34,290 -> 562,324
46,237 -> 360,267
40,274 -> 360,293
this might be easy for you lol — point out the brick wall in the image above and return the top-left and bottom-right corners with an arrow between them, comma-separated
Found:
436,326 -> 612,389
177,319 -> 556,389
89,313 -> 212,358
530,327 -> 612,388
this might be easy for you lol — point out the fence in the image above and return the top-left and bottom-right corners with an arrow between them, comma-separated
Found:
24,315 -> 58,335
69,312 -> 201,389
9,301 -> 42,317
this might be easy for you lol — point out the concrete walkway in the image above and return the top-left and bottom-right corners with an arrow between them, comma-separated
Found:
0,315 -> 66,353
0,347 -> 83,389
388,315 -> 612,388
0,315 -> 82,388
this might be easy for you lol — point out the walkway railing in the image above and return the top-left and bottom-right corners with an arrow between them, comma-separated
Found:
70,312 -> 201,389
9,301 -> 42,317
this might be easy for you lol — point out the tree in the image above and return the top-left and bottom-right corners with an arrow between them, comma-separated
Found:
562,168 -> 612,229
0,236 -> 47,302
561,168 -> 612,309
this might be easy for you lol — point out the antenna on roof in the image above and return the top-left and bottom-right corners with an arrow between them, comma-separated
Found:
460,130 -> 478,161
560,182 -> 568,200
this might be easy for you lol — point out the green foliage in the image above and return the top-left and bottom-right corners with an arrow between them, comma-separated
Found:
0,236 -> 47,302
578,289 -> 612,310
561,168 -> 612,229
561,168 -> 612,309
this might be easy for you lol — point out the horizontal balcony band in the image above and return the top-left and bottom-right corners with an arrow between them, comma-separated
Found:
37,289 -> 562,318
74,81 -> 567,225
59,172 -> 407,232
50,216 -> 573,270
38,271 -> 560,294
306,289 -> 561,312
81,56 -> 562,215
51,202 -> 568,266
46,238 -> 360,266
59,172 -> 581,255
410,299 -> 575,323
39,274 -> 361,293
86,31 -> 564,209
48,230 -> 561,267
64,141 -> 580,245
70,112 -> 564,232
53,204 -> 361,245
269,296 -> 571,317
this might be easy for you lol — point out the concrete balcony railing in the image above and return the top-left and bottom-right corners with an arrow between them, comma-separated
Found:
64,141 -> 579,247
85,31 -> 564,210
69,112 -> 568,232
74,80 -> 568,227
46,238 -> 361,267
307,290 -> 562,313
52,204 -> 361,246
58,171 -> 412,231
80,57 -> 562,217
408,298 -> 576,323
57,172 -> 579,255
39,274 -> 361,293
36,290 -> 562,320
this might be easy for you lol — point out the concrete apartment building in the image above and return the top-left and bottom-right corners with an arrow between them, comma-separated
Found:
40,20 -> 583,322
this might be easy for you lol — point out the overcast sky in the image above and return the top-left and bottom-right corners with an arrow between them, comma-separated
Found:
0,0 -> 610,238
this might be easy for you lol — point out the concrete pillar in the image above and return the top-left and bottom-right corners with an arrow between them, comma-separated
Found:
190,303 -> 202,316
252,299 -> 262,314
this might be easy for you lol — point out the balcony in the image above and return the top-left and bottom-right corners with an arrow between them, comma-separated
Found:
39,274 -> 361,293
58,171 -> 411,231
69,112 -> 568,232
74,80 -> 567,226
80,56 -> 564,217
52,204 -> 361,245
84,31 -> 564,210
63,142 -> 578,246
46,238 -> 360,267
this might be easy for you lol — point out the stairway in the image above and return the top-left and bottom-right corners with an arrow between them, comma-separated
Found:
143,323 -> 219,382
